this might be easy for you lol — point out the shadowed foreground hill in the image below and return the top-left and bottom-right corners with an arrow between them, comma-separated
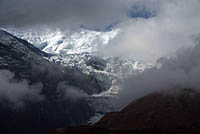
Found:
50,89 -> 200,134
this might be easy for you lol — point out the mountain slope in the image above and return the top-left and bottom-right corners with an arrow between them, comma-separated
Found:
4,28 -> 150,96
5,28 -> 119,54
2,28 -> 152,127
0,29 -> 110,134
97,88 -> 200,129
0,28 -> 152,134
0,30 -> 49,79
51,89 -> 200,134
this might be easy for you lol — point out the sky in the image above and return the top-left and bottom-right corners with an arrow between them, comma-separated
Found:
1,0 -> 200,108
103,0 -> 200,62
1,0 -> 200,62
0,0 -> 133,28
0,0 -> 159,29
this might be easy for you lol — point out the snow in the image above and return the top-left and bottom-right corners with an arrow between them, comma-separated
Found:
5,28 -> 119,55
88,113 -> 104,125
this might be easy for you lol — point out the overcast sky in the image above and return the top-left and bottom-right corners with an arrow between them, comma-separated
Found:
102,0 -> 200,62
0,0 -> 135,28
1,0 -> 200,62
1,0 -> 200,110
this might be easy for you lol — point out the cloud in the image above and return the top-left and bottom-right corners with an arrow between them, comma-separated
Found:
2,0 -> 199,62
113,37 -> 200,109
0,70 -> 44,107
57,81 -> 89,102
103,0 -> 200,62
3,0 -> 198,63
0,0 -> 137,29
0,0 -> 164,30
127,0 -> 159,19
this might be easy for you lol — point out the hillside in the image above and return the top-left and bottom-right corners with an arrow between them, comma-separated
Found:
50,89 -> 200,134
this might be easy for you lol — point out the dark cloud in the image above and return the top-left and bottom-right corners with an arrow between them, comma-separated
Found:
0,0 -> 164,29
0,0 -> 134,28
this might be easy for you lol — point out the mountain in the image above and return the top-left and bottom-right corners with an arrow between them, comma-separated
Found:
5,27 -> 152,124
50,89 -> 200,134
0,29 -> 49,79
0,28 -> 151,134
97,88 -> 200,129
4,27 -> 150,96
0,29 -> 113,134
5,28 -> 119,54
0,29 -> 109,95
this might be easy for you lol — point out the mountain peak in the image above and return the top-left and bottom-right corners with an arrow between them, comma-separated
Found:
0,29 -> 48,57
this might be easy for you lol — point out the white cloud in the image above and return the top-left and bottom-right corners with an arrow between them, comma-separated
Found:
104,0 -> 200,62
57,82 -> 88,102
113,38 -> 200,109
0,70 -> 44,107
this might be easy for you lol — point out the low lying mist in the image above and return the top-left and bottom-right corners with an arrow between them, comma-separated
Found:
113,37 -> 200,109
0,70 -> 44,107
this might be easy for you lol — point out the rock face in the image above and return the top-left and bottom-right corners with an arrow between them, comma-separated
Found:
50,89 -> 200,134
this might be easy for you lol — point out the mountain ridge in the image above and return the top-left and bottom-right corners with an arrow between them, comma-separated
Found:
50,89 -> 200,134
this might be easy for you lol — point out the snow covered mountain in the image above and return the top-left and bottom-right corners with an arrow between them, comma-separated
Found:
5,28 -> 119,55
4,27 -> 151,95
2,27 -> 152,125
0,29 -> 118,134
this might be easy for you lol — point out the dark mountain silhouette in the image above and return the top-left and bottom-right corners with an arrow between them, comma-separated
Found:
50,89 -> 200,134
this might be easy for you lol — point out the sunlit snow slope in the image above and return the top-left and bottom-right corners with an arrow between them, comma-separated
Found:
5,28 -> 119,55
